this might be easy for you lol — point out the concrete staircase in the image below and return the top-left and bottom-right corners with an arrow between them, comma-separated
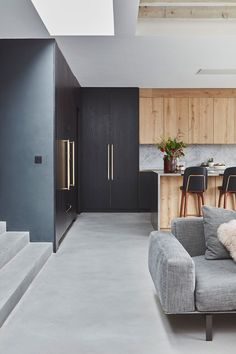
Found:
0,221 -> 52,327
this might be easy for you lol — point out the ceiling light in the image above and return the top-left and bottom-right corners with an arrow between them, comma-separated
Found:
196,69 -> 236,75
31,0 -> 114,36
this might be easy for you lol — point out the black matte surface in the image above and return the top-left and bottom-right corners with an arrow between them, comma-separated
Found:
54,44 -> 79,250
80,88 -> 139,211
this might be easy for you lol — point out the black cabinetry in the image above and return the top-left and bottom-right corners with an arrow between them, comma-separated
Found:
54,45 -> 79,250
139,171 -> 158,212
80,88 -> 139,211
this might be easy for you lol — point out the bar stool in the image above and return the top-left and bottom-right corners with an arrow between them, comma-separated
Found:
218,167 -> 236,209
179,166 -> 208,217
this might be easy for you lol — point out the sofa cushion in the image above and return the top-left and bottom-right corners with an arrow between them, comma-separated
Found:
193,255 -> 236,311
218,220 -> 236,261
202,206 -> 236,259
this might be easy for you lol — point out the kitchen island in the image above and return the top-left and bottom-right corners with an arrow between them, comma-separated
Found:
144,169 -> 230,230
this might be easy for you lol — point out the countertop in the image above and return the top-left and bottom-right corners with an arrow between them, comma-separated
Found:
140,169 -> 225,176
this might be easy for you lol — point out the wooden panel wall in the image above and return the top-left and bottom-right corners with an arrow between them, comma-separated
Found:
140,88 -> 236,144
160,175 -> 229,229
139,97 -> 163,144
164,98 -> 189,142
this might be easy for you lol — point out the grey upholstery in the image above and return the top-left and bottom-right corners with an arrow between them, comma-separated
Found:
194,256 -> 236,311
202,206 -> 236,260
149,231 -> 195,313
171,217 -> 205,257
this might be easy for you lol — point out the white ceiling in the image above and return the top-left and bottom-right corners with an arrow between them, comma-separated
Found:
31,0 -> 114,36
1,0 -> 236,87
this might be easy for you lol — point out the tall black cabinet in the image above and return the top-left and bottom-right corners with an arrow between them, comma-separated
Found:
55,45 -> 79,250
80,88 -> 139,211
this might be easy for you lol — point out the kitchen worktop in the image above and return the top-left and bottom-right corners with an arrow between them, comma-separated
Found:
140,169 -> 225,176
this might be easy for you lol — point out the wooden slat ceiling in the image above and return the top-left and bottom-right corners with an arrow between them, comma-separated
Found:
139,0 -> 236,19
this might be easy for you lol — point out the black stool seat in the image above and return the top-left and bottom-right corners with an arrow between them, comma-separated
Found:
218,167 -> 236,209
179,166 -> 208,217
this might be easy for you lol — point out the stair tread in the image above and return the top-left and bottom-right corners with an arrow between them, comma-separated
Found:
0,222 -> 6,235
0,232 -> 29,269
0,243 -> 52,314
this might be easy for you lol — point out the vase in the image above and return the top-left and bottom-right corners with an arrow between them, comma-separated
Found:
164,157 -> 177,173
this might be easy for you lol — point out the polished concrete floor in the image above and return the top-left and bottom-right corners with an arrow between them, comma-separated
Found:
0,213 -> 236,353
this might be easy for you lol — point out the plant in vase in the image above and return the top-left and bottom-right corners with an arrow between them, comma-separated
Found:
156,136 -> 187,173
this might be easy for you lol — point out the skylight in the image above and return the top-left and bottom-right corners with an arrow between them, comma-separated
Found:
31,0 -> 114,36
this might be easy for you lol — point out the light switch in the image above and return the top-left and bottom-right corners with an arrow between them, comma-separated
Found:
34,156 -> 42,164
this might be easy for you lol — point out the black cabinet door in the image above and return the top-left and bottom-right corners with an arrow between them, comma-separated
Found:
110,89 -> 139,210
81,89 -> 111,211
55,45 -> 78,250
139,172 -> 158,211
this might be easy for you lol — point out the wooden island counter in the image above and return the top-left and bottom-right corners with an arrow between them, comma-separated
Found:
148,170 -> 231,230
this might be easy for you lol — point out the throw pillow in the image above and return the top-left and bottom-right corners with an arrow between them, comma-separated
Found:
202,206 -> 236,260
218,219 -> 236,262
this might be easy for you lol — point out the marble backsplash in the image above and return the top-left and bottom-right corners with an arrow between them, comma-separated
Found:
140,144 -> 236,170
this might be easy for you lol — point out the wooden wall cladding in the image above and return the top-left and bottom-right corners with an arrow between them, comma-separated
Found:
140,88 -> 236,144
164,98 -> 189,143
160,175 -> 231,229
189,98 -> 214,144
139,97 -> 163,144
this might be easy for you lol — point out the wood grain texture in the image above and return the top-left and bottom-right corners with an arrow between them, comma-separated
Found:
140,88 -> 236,98
139,97 -> 163,144
160,175 -> 219,229
164,98 -> 189,142
139,6 -> 236,19
160,176 -> 182,229
214,98 -> 236,143
189,98 -> 214,144
140,0 -> 236,3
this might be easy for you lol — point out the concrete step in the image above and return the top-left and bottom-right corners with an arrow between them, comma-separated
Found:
0,232 -> 29,270
0,222 -> 6,235
0,242 -> 52,327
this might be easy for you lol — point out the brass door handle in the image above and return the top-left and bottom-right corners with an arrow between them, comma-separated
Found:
111,144 -> 114,181
61,140 -> 70,190
108,144 -> 110,180
70,141 -> 75,187
66,205 -> 72,213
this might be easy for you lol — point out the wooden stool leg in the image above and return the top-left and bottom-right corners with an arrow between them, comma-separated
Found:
180,191 -> 184,217
224,193 -> 227,209
184,192 -> 188,217
197,194 -> 201,216
201,193 -> 205,207
218,191 -> 222,208
233,193 -> 236,210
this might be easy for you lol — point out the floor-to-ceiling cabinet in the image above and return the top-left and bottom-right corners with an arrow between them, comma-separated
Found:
55,45 -> 79,250
80,88 -> 139,211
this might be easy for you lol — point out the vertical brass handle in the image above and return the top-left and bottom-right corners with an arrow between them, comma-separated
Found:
107,144 -> 110,180
66,140 -> 70,190
70,141 -> 75,187
111,144 -> 114,181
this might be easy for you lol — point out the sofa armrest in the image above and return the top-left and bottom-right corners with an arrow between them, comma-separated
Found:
148,231 -> 195,314
171,217 -> 206,257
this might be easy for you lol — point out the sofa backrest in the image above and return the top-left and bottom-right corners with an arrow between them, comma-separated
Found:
171,217 -> 206,257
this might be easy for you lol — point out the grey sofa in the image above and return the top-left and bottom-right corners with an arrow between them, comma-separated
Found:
149,217 -> 236,341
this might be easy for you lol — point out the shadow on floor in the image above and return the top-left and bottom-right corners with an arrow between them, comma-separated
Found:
153,293 -> 236,342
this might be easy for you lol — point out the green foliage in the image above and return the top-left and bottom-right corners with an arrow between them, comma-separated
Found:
156,136 -> 187,160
